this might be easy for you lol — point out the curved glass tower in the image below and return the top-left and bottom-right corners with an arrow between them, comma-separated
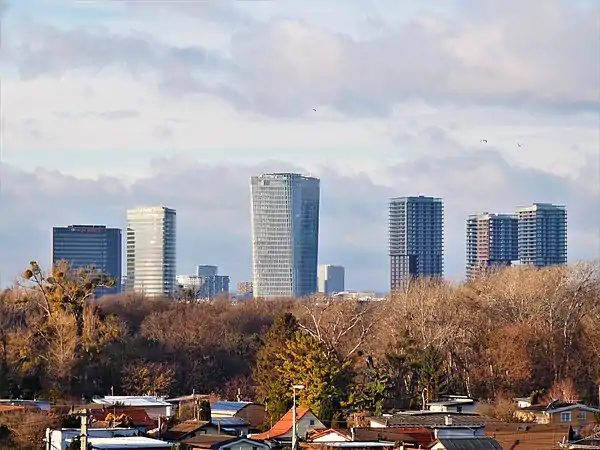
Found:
250,173 -> 320,299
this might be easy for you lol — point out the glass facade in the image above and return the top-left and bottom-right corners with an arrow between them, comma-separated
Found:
250,173 -> 320,298
465,213 -> 518,281
318,264 -> 345,294
517,203 -> 567,267
52,225 -> 122,297
126,206 -> 177,298
389,196 -> 444,291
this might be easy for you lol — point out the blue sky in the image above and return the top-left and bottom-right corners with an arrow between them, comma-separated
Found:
0,0 -> 598,290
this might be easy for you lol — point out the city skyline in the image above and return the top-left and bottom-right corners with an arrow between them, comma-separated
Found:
0,0 -> 597,291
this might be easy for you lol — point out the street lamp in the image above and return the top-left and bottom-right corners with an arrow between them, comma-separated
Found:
291,385 -> 305,450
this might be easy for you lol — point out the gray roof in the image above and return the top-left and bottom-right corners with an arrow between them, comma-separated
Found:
211,401 -> 252,414
436,438 -> 503,450
212,417 -> 250,427
371,412 -> 486,428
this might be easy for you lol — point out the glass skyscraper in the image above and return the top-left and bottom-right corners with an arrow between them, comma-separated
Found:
250,173 -> 320,298
516,203 -> 567,267
52,225 -> 122,297
126,206 -> 177,298
389,196 -> 444,291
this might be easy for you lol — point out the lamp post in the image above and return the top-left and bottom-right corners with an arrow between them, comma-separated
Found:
291,385 -> 305,450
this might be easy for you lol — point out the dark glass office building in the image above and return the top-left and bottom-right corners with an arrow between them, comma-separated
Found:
52,225 -> 122,297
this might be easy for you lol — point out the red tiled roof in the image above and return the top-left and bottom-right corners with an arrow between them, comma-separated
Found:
0,406 -> 25,413
252,408 -> 311,440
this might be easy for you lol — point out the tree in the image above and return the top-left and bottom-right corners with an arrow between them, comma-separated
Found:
121,360 -> 174,396
275,331 -> 351,426
548,378 -> 580,403
254,313 -> 299,425
345,356 -> 390,415
418,345 -> 448,404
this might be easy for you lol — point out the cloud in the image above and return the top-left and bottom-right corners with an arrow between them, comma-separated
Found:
0,149 -> 597,291
3,0 -> 597,117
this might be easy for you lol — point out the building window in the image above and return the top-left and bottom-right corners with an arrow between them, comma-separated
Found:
560,412 -> 572,423
309,419 -> 315,426
578,411 -> 587,420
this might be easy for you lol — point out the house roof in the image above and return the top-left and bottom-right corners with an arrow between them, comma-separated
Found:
212,417 -> 250,427
92,396 -> 171,407
370,412 -> 486,428
427,400 -> 475,407
83,436 -> 171,448
183,435 -> 268,449
0,405 -> 25,413
251,407 -> 311,440
211,401 -> 252,414
90,408 -> 154,427
485,422 -> 571,450
433,437 -> 503,450
520,402 -> 600,414
162,420 -> 211,441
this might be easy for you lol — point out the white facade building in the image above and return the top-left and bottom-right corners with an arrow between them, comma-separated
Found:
126,206 -> 176,298
318,265 -> 345,294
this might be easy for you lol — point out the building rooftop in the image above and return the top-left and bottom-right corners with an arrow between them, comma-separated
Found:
81,436 -> 171,448
92,396 -> 171,407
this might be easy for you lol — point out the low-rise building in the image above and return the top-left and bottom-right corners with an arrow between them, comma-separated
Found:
250,407 -> 324,442
182,435 -> 270,450
92,396 -> 173,419
514,402 -> 600,428
210,401 -> 266,429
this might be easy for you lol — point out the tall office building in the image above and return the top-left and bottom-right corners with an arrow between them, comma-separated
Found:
197,265 -> 218,277
126,206 -> 177,298
52,225 -> 122,296
250,172 -> 320,298
466,213 -> 518,281
516,203 -> 567,267
389,196 -> 444,291
318,264 -> 345,294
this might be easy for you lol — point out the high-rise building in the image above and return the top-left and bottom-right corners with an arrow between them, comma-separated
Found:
516,203 -> 567,267
318,264 -> 345,294
236,281 -> 253,298
126,206 -> 177,298
389,196 -> 444,291
176,274 -> 230,300
197,265 -> 218,277
52,225 -> 122,296
466,213 -> 518,281
250,172 -> 320,298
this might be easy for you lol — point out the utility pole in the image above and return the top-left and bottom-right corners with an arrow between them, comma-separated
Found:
80,412 -> 88,450
291,385 -> 305,450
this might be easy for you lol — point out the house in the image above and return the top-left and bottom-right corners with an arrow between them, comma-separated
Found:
81,436 -> 172,449
307,427 -> 418,448
181,435 -> 270,450
368,412 -> 487,440
211,401 -> 267,428
514,402 -> 600,428
427,397 -> 478,414
429,437 -> 503,450
162,420 -> 222,442
92,396 -> 173,419
513,397 -> 532,409
486,422 -> 572,450
89,407 -> 155,432
250,408 -> 325,442
45,427 -> 141,450
212,417 -> 252,436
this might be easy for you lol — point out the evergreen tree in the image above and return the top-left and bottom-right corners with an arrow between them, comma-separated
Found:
419,344 -> 448,404
253,313 -> 299,425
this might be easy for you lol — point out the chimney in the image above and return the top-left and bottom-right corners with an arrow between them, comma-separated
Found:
444,415 -> 452,426
350,427 -> 355,441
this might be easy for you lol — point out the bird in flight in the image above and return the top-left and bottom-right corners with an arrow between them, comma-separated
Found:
481,139 -> 488,144
313,109 -> 317,112
517,143 -> 523,148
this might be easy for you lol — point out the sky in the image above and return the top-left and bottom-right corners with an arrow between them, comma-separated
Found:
0,0 -> 599,291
